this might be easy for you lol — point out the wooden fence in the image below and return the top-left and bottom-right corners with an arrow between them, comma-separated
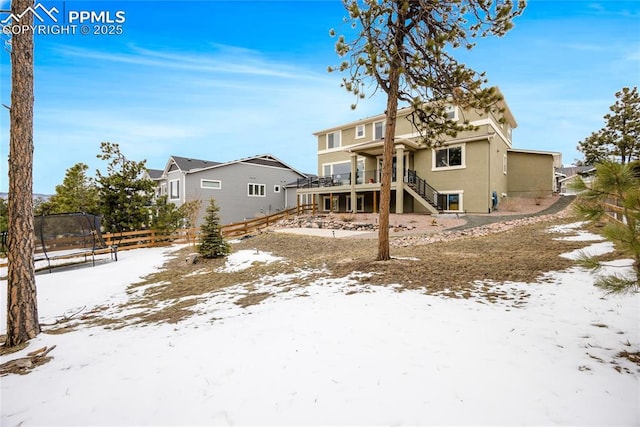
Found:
0,204 -> 316,267
603,201 -> 638,226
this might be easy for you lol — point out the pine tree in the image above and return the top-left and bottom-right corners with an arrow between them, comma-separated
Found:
573,160 -> 640,293
578,87 -> 640,165
150,195 -> 184,236
36,163 -> 98,214
330,0 -> 525,260
95,142 -> 155,233
198,198 -> 229,259
5,0 -> 40,346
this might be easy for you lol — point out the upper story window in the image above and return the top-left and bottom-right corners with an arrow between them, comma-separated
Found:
201,179 -> 221,189
355,124 -> 365,139
248,183 -> 266,197
169,179 -> 180,199
433,145 -> 464,170
327,131 -> 341,149
445,105 -> 458,121
374,121 -> 384,140
160,182 -> 167,197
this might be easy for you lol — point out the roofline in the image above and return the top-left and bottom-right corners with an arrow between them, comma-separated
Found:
313,87 -> 517,135
507,148 -> 562,156
187,153 -> 308,178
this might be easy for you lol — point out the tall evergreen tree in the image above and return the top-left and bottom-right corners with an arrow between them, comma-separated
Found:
36,163 -> 98,215
95,142 -> 155,233
5,0 -> 40,346
198,198 -> 229,259
578,86 -> 640,165
331,0 -> 525,260
573,160 -> 640,293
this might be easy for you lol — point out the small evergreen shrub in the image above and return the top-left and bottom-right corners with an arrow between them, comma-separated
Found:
198,198 -> 230,259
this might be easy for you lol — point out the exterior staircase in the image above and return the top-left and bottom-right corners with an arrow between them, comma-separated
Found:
405,169 -> 441,214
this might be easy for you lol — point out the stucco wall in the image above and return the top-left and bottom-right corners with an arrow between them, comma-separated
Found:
507,151 -> 555,198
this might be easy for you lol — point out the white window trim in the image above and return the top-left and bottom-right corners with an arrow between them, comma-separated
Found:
327,130 -> 342,150
373,120 -> 385,140
439,190 -> 464,213
201,179 -> 222,189
355,124 -> 365,139
445,105 -> 459,121
274,184 -> 281,193
169,179 -> 180,200
322,195 -> 339,212
503,154 -> 508,175
432,143 -> 466,171
160,182 -> 167,197
248,183 -> 266,197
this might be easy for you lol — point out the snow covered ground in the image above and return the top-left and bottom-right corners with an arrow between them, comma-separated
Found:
0,224 -> 639,426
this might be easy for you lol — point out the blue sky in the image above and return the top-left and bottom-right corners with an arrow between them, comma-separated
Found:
0,0 -> 638,194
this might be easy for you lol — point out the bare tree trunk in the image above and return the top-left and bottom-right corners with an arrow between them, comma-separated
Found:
377,65 -> 400,261
377,4 -> 406,261
5,0 -> 40,347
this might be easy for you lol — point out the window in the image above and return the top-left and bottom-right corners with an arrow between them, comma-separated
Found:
438,193 -> 462,211
201,179 -> 221,189
445,105 -> 458,121
322,160 -> 365,185
274,185 -> 281,193
327,131 -> 341,149
346,195 -> 365,212
503,154 -> 508,175
374,121 -> 384,140
323,195 -> 339,212
300,193 -> 313,206
169,180 -> 180,199
160,182 -> 167,197
355,124 -> 365,139
248,183 -> 266,197
434,145 -> 464,169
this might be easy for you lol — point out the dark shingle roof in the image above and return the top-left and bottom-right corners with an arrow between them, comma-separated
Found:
147,169 -> 164,180
171,156 -> 221,172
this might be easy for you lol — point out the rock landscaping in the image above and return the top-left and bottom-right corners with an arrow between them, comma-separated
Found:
274,214 -> 418,233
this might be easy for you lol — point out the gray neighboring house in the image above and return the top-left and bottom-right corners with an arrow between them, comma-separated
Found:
149,154 -> 307,226
556,165 -> 596,195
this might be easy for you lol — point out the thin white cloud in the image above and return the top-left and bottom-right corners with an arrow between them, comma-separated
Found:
56,43 -> 327,81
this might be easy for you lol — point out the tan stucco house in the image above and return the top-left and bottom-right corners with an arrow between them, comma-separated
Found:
296,89 -> 561,214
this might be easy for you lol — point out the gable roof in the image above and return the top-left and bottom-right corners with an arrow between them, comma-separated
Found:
146,169 -> 164,180
159,154 -> 307,178
171,156 -> 222,172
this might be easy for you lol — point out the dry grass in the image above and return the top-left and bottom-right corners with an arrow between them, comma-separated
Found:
37,213 -> 625,332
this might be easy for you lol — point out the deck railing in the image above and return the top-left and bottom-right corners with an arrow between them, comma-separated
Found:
406,169 -> 441,209
297,169 -> 394,188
